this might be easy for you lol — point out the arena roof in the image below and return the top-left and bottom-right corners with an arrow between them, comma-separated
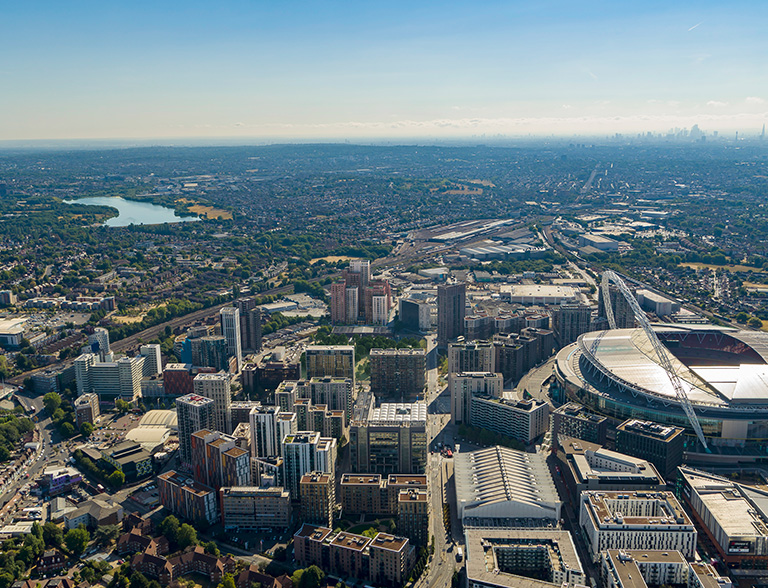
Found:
577,326 -> 768,408
139,410 -> 178,429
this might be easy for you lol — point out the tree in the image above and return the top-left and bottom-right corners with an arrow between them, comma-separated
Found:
43,522 -> 63,547
115,399 -> 131,413
361,527 -> 378,539
158,515 -> 180,543
177,524 -> 197,549
93,524 -> 121,546
204,541 -> 220,556
80,422 -> 94,437
129,572 -> 149,588
64,525 -> 90,557
108,470 -> 125,489
749,317 -> 763,329
298,566 -> 325,588
43,392 -> 62,414
59,422 -> 76,438
217,574 -> 235,588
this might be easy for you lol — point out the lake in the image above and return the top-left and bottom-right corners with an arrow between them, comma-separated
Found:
63,196 -> 200,227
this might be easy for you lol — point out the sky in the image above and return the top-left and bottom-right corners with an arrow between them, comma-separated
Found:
1,0 -> 767,142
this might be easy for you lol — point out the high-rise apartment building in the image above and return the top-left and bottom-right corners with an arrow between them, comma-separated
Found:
330,260 -> 391,325
191,336 -> 230,372
175,394 -> 215,465
139,344 -> 162,377
448,340 -> 495,374
190,429 -> 251,489
88,327 -> 111,361
597,284 -> 636,329
438,282 -> 466,347
369,349 -> 427,402
551,304 -> 593,347
616,419 -> 685,480
305,345 -> 355,381
249,405 -> 283,459
75,353 -> 144,403
550,403 -> 609,449
397,489 -> 429,546
235,298 -> 263,353
449,372 -> 504,425
219,307 -> 243,371
193,372 -> 232,434
349,403 -> 428,474
282,431 -> 336,499
158,470 -> 218,526
300,471 -> 335,528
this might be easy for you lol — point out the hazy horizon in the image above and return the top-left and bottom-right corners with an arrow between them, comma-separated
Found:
2,0 -> 767,142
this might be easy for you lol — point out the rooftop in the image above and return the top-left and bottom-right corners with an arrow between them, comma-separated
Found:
331,532 -> 371,552
370,533 -> 407,552
582,491 -> 691,528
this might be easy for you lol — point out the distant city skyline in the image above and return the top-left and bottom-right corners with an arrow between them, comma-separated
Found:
2,0 -> 766,141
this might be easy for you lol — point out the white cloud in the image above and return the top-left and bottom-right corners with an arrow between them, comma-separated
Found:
746,96 -> 765,104
706,101 -> 729,107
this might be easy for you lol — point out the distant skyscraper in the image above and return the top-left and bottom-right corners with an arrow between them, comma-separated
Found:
139,344 -> 162,376
438,282 -> 466,347
330,282 -> 347,324
88,327 -> 111,361
219,307 -> 243,371
235,298 -> 263,353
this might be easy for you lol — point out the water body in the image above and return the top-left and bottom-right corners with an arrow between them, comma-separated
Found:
63,196 -> 200,227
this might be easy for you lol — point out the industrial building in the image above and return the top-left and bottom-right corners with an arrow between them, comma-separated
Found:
454,446 -> 561,527
678,466 -> 768,569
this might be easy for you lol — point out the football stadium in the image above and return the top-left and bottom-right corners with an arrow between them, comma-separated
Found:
555,324 -> 768,460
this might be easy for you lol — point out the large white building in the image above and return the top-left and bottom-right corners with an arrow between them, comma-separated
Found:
601,549 -> 730,588
578,490 -> 697,561
678,466 -> 768,567
75,353 -> 144,403
450,372 -> 504,425
455,446 -> 561,526
139,344 -> 162,377
501,285 -> 577,306
193,372 -> 232,434
470,396 -> 550,444
219,307 -> 243,371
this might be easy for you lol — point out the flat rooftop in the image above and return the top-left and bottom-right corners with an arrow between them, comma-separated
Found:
370,533 -> 407,552
466,528 -> 584,588
331,532 -> 370,552
583,491 -> 691,528
341,474 -> 382,485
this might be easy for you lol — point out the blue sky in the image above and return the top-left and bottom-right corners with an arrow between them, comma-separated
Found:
1,0 -> 766,141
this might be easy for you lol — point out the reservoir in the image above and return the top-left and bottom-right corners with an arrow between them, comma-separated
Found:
63,196 -> 200,227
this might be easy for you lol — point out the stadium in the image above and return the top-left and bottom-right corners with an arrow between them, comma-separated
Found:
555,324 -> 768,461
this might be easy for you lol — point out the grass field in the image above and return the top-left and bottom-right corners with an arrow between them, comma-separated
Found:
681,262 -> 763,273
